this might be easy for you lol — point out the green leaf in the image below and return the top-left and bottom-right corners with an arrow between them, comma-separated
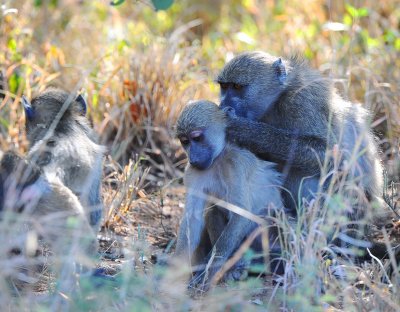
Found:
395,38 -> 400,51
0,117 -> 9,129
117,39 -> 130,52
151,0 -> 173,11
7,38 -> 17,52
273,0 -> 284,15
345,4 -> 368,18
110,0 -> 125,6
366,36 -> 379,48
343,14 -> 352,26
34,0 -> 58,8
358,7 -> 369,17
92,92 -> 98,109
8,72 -> 21,94
345,4 -> 357,17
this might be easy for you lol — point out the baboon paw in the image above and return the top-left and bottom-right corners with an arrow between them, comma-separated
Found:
221,106 -> 237,119
152,253 -> 171,266
188,271 -> 210,294
223,265 -> 248,282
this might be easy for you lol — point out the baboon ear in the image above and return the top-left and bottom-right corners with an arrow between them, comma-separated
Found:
75,94 -> 87,116
22,95 -> 34,120
272,58 -> 287,85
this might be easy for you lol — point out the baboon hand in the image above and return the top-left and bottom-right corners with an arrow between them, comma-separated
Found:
188,268 -> 213,294
188,259 -> 248,293
222,259 -> 249,282
187,260 -> 223,293
221,106 -> 237,119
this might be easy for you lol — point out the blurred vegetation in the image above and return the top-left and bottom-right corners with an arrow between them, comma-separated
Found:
1,1 -> 398,169
0,0 -> 399,310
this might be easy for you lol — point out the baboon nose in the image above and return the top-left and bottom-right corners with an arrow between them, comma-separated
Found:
190,160 -> 209,170
190,160 -> 200,167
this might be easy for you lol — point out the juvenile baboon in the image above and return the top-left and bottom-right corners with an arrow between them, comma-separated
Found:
0,151 -> 97,288
217,51 -> 384,251
0,151 -> 41,212
175,100 -> 283,290
22,88 -> 106,230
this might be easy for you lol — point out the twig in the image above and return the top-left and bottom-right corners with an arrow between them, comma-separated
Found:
366,247 -> 392,288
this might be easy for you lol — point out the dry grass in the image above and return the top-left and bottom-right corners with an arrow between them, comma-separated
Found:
0,0 -> 399,311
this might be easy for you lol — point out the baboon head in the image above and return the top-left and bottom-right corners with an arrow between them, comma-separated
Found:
217,51 -> 289,120
22,88 -> 89,145
176,100 -> 227,170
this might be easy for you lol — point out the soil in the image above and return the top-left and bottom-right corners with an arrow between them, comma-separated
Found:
97,184 -> 400,278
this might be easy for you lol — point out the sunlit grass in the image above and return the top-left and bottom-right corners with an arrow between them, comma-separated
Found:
0,0 -> 399,311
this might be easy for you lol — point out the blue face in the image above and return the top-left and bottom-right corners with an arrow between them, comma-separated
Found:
218,58 -> 287,121
179,129 -> 214,170
219,80 -> 284,121
219,82 -> 248,118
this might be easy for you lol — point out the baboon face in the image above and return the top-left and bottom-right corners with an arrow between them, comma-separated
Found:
217,51 -> 287,120
179,128 -> 216,170
176,101 -> 226,170
22,89 -> 87,144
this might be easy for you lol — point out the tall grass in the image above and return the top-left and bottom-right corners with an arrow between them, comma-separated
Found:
0,0 -> 399,311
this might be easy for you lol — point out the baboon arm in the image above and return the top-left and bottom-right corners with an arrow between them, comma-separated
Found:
1,151 -> 41,186
175,193 -> 206,262
226,117 -> 327,173
205,206 -> 226,245
209,215 -> 257,275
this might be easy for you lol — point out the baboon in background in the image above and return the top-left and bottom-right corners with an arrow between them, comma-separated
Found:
0,151 -> 41,212
217,51 -> 385,252
175,100 -> 283,290
22,88 -> 106,230
0,150 -> 97,288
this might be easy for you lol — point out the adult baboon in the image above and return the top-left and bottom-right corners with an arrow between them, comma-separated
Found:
217,51 -> 384,251
22,88 -> 105,230
175,100 -> 283,290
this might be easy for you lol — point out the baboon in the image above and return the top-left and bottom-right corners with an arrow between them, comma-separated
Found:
217,51 -> 384,252
0,151 -> 41,212
175,100 -> 283,290
0,150 -> 97,288
22,88 -> 106,230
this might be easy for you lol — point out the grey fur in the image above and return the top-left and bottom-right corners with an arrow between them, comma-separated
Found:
24,88 -> 106,231
175,100 -> 283,290
217,51 -> 384,252
0,151 -> 97,287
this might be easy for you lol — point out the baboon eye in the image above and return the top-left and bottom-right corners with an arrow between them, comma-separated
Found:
220,83 -> 229,90
179,136 -> 190,146
46,139 -> 56,147
192,134 -> 204,142
233,83 -> 242,90
190,130 -> 204,142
